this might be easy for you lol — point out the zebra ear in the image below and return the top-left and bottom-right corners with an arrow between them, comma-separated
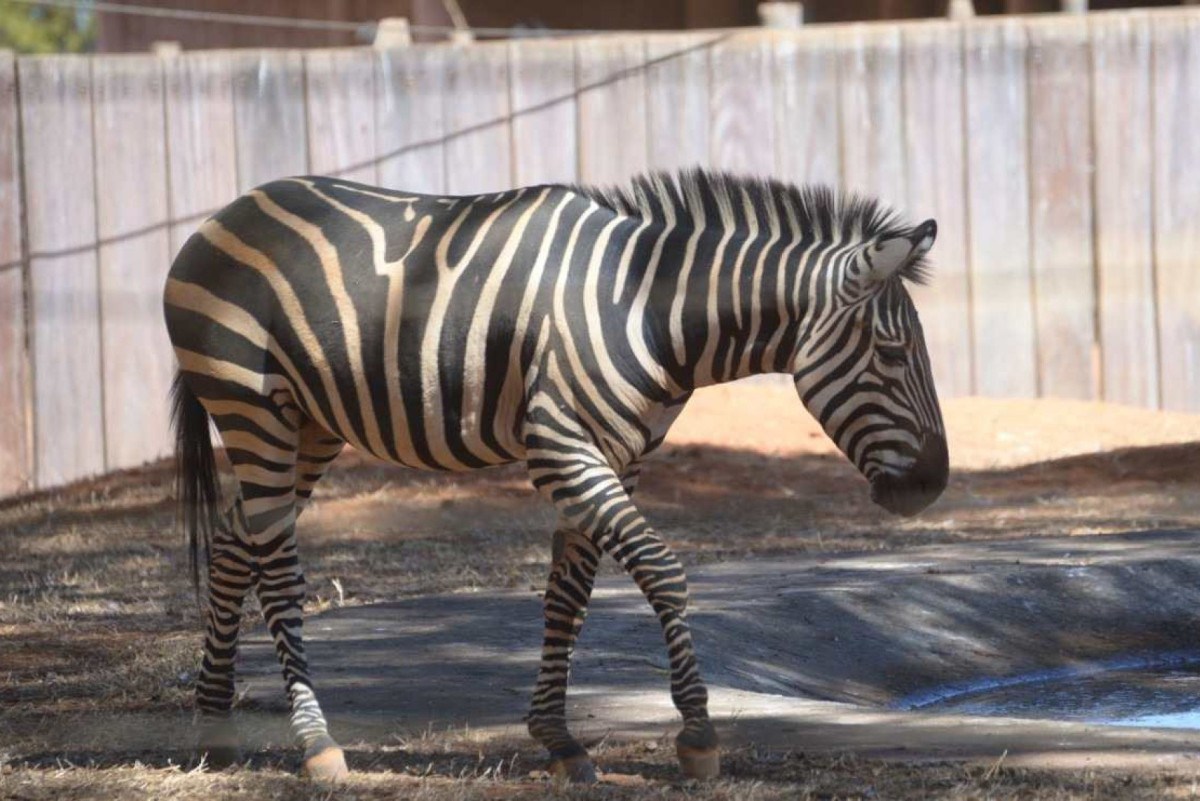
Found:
864,219 -> 937,284
865,237 -> 913,283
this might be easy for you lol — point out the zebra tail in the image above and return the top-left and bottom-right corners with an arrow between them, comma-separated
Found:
169,372 -> 221,602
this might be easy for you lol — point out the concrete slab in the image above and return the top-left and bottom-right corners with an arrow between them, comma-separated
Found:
237,530 -> 1200,765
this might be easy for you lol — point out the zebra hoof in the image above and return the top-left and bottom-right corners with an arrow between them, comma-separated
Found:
302,745 -> 349,782
550,755 -> 598,784
677,745 -> 720,780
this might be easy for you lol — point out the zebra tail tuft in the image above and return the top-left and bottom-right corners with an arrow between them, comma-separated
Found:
170,372 -> 221,603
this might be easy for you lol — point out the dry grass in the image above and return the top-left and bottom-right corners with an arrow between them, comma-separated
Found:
5,744 -> 1200,800
3,388 -> 1200,798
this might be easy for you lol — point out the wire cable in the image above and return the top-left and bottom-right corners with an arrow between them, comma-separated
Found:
5,0 -> 634,39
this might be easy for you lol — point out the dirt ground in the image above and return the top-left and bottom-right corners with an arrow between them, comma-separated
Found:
3,382 -> 1200,799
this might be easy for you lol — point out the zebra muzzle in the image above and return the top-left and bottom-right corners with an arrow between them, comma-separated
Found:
868,433 -> 949,517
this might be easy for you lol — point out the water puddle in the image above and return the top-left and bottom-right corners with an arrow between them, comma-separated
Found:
897,652 -> 1200,730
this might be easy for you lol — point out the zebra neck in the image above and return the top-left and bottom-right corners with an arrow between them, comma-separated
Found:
650,221 -> 807,392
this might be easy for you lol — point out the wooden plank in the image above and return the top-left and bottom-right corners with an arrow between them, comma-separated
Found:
19,55 -> 105,487
964,19 -> 1037,398
1152,12 -> 1200,412
510,39 -> 577,186
837,24 -> 904,204
901,21 -> 972,399
232,50 -> 308,192
645,33 -> 711,173
443,42 -> 512,195
163,50 -> 238,255
92,54 -> 174,470
0,52 -> 30,495
305,47 -> 377,184
1026,17 -> 1098,400
375,45 -> 446,194
773,28 -> 840,188
709,32 -> 775,177
576,37 -> 648,186
1091,12 -> 1158,408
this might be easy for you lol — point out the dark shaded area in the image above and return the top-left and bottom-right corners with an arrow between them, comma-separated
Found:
3,438 -> 1199,768
231,529 -> 1200,714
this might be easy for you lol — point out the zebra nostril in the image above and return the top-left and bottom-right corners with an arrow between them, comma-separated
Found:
868,433 -> 948,517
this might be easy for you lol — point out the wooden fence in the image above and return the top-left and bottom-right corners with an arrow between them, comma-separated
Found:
2,8 -> 1199,497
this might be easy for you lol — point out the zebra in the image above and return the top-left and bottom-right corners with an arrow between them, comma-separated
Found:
164,169 -> 947,783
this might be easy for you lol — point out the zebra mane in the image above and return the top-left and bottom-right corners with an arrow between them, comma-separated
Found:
571,168 -> 932,286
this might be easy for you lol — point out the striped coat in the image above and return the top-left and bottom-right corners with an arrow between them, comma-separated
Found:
165,170 -> 947,781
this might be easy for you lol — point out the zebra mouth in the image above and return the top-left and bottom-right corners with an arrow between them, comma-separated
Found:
868,434 -> 949,517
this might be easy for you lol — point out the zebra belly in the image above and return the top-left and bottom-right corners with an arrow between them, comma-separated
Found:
350,391 -> 529,473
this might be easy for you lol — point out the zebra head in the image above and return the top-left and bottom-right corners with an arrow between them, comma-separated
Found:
793,217 -> 947,517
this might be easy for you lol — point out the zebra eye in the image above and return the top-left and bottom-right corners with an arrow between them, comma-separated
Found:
877,344 -> 908,367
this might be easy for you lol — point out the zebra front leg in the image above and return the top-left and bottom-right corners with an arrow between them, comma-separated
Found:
528,446 -> 719,780
195,504 -> 255,768
527,525 -> 602,782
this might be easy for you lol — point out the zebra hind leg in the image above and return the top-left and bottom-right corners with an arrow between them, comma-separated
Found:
194,501 -> 255,768
527,525 -> 602,782
224,414 -> 348,780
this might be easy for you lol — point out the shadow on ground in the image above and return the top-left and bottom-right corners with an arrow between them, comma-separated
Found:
2,439 -> 1199,769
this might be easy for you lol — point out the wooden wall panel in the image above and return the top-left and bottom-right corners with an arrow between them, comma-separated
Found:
709,32 -> 776,177
443,42 -> 512,195
645,33 -> 712,173
19,56 -> 105,486
163,51 -> 238,255
1092,12 -> 1158,408
510,39 -> 577,186
92,55 -> 174,470
774,29 -> 840,188
305,48 -> 377,184
232,50 -> 309,192
1152,12 -> 1200,412
1027,17 -> 1098,400
838,24 -> 905,204
375,46 -> 447,194
902,21 -> 972,399
0,52 -> 30,494
964,19 -> 1037,398
576,38 -> 649,186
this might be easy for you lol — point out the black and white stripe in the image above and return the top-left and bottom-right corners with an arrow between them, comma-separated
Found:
166,169 -> 948,780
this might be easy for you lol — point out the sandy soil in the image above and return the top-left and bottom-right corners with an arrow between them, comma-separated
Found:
672,382 -> 1200,469
2,383 -> 1200,799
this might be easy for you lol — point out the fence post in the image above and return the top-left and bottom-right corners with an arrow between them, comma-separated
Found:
646,33 -> 712,174
510,39 -> 578,185
305,48 -> 378,184
1091,12 -> 1158,408
1027,17 -> 1099,400
758,3 -> 803,28
576,37 -> 649,186
948,0 -> 975,20
92,54 -> 175,469
19,55 -> 105,487
902,22 -> 973,399
1151,12 -> 1200,412
711,33 -> 776,177
374,18 -> 412,49
0,50 -> 31,495
232,50 -> 308,192
964,19 -> 1038,398
375,45 -> 448,193
443,41 -> 511,193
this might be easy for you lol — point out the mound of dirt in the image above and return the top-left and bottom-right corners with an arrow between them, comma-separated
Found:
669,382 -> 1200,471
